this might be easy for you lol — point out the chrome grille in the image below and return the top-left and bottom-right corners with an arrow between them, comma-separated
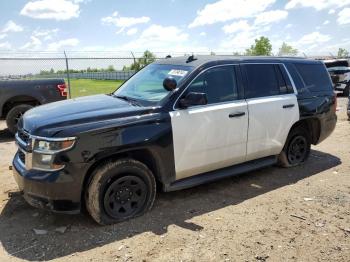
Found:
18,129 -> 30,144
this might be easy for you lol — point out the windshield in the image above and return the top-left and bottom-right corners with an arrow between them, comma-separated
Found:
114,64 -> 193,104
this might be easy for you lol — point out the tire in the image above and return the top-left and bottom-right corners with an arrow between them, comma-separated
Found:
278,127 -> 311,168
6,104 -> 33,135
85,158 -> 156,225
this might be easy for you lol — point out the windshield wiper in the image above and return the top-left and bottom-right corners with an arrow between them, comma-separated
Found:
113,95 -> 142,106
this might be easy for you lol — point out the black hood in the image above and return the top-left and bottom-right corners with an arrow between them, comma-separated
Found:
20,94 -> 156,137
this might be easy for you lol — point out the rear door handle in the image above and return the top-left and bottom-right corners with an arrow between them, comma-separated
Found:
283,104 -> 295,109
229,112 -> 245,118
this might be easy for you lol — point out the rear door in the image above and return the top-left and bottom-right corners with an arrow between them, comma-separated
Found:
241,63 -> 299,161
170,65 -> 248,180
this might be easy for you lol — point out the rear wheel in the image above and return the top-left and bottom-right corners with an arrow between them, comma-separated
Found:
6,104 -> 33,135
85,159 -> 156,225
278,127 -> 311,167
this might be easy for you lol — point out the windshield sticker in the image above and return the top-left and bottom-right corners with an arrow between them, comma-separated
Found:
168,69 -> 188,77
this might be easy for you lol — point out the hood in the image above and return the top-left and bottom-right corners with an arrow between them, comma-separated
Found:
21,94 -> 155,136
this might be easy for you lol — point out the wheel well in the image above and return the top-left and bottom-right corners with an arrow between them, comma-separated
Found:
81,149 -> 161,205
290,118 -> 321,145
2,96 -> 40,118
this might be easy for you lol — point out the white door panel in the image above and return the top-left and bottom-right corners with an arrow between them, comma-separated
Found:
246,94 -> 299,161
170,101 -> 248,180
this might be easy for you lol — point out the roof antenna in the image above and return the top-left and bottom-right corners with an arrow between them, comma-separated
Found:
186,54 -> 197,63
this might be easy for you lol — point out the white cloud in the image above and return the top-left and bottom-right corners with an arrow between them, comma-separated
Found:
323,20 -> 330,25
199,32 -> 206,36
0,42 -> 11,50
117,24 -> 209,52
189,0 -> 276,28
125,24 -> 188,49
101,11 -> 150,34
20,36 -> 42,50
285,0 -> 350,11
296,32 -> 331,45
33,28 -> 59,41
20,0 -> 80,21
222,20 -> 251,34
126,28 -> 138,36
220,20 -> 272,52
2,20 -> 23,33
329,9 -> 335,14
0,34 -> 7,40
338,8 -> 350,25
285,23 -> 293,28
323,39 -> 350,52
47,38 -> 79,51
220,30 -> 260,52
254,10 -> 288,25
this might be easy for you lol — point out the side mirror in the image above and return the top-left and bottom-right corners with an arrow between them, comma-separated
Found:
179,92 -> 208,108
163,76 -> 177,91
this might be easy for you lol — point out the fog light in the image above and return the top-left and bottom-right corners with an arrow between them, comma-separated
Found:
40,154 -> 53,164
32,153 -> 56,170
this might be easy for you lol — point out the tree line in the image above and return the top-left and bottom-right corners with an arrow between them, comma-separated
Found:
39,65 -> 117,75
241,36 -> 348,58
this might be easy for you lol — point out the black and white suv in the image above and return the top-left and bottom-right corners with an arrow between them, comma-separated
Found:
13,56 -> 337,225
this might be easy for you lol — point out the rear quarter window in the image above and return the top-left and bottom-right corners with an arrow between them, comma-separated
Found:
293,63 -> 333,93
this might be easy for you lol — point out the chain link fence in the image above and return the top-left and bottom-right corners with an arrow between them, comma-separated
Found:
0,51 -> 164,98
0,51 -> 345,98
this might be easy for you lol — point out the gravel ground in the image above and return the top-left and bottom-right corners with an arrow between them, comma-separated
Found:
0,97 -> 349,262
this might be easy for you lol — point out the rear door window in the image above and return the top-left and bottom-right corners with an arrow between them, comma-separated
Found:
244,64 -> 280,98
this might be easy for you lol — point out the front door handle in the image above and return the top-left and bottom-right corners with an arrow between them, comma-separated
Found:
229,112 -> 245,118
283,104 -> 295,109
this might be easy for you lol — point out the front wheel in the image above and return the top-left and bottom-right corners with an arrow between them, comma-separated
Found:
278,127 -> 311,167
85,159 -> 156,225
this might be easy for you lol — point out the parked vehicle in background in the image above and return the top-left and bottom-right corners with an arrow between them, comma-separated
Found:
0,79 -> 67,134
327,67 -> 350,96
12,56 -> 337,225
324,59 -> 350,96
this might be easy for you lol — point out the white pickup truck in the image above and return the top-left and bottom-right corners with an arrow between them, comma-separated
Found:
324,59 -> 350,96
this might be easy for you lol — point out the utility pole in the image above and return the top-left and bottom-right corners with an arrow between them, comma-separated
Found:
64,50 -> 72,99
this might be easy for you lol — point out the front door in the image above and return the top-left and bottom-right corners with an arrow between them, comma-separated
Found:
170,65 -> 248,180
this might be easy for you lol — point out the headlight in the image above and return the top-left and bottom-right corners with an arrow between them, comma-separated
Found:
31,137 -> 76,171
33,139 -> 75,154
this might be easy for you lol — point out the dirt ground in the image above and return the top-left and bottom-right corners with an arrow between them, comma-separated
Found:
0,98 -> 349,262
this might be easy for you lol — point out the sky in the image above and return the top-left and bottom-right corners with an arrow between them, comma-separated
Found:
0,0 -> 350,55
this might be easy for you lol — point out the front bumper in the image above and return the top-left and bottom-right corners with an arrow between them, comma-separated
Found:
13,152 -> 87,214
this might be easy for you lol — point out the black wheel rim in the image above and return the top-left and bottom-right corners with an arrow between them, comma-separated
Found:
287,135 -> 307,165
103,175 -> 148,219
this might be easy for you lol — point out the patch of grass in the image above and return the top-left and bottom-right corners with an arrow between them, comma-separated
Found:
68,79 -> 124,98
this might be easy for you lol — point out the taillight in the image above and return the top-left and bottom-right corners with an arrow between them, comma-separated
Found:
57,84 -> 68,97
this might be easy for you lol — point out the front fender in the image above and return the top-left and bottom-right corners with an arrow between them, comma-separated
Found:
61,112 -> 176,185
